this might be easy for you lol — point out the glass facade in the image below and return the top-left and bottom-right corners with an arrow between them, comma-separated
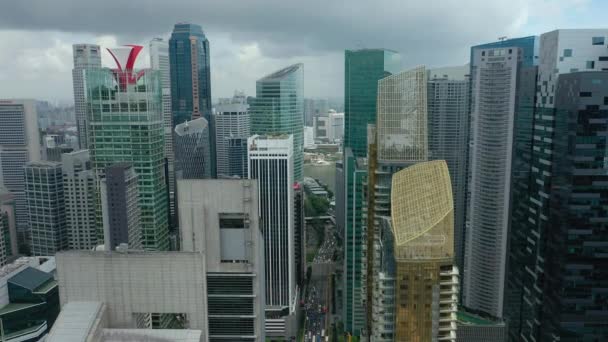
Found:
85,68 -> 169,251
250,64 -> 304,181
169,23 -> 215,177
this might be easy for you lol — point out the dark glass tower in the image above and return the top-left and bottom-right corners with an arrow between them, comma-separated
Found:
169,23 -> 215,177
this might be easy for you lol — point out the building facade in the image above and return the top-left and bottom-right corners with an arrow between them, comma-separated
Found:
100,163 -> 141,251
0,100 -> 41,238
72,44 -> 102,149
427,67 -> 470,283
178,179 -> 266,341
86,51 -> 169,251
250,64 -> 304,181
227,137 -> 248,178
25,162 -> 67,256
169,23 -> 215,177
174,118 -> 211,180
62,150 -> 97,250
505,29 -> 608,341
215,98 -> 250,177
248,135 -> 297,337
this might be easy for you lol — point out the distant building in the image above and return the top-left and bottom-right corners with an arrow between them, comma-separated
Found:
248,134 -> 298,338
314,110 -> 344,143
0,100 -> 41,239
303,126 -> 314,148
72,44 -> 101,149
0,256 -> 59,342
251,64 -> 304,181
100,163 -> 141,251
0,190 -> 18,265
174,118 -> 211,180
178,179 -> 266,341
215,96 -> 250,177
62,150 -> 97,250
227,137 -> 248,178
25,162 -> 67,256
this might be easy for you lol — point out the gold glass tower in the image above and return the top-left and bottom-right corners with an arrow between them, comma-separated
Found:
390,160 -> 458,341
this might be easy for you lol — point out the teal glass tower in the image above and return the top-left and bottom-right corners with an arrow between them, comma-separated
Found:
250,64 -> 304,181
85,67 -> 170,251
169,23 -> 215,177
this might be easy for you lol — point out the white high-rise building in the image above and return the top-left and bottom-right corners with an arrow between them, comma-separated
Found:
215,94 -> 250,177
248,134 -> 297,338
72,44 -> 101,149
62,150 -> 97,250
0,99 -> 41,236
149,38 -> 175,223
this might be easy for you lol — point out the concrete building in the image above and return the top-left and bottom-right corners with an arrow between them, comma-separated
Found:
427,66 -> 470,281
215,94 -> 250,177
86,49 -> 169,251
25,161 -> 67,256
178,179 -> 265,341
0,99 -> 41,239
100,163 -> 141,251
250,64 -> 304,181
174,118 -> 211,180
62,150 -> 97,250
248,135 -> 298,337
72,44 -> 102,149
0,256 -> 59,342
150,38 -> 176,225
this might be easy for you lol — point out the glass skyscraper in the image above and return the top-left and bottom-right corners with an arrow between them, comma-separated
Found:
85,66 -> 170,251
169,23 -> 215,177
250,64 -> 304,181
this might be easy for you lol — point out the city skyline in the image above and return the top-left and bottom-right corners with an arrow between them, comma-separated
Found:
1,1 -> 606,102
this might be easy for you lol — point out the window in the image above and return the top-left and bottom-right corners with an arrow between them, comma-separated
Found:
599,56 -> 608,61
580,92 -> 592,97
604,97 -> 608,105
592,37 -> 605,45
587,61 -> 595,69
563,49 -> 573,57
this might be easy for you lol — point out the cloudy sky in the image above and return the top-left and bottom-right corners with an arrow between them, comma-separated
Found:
0,0 -> 606,103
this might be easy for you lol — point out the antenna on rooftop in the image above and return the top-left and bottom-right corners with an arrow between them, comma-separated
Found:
498,36 -> 508,41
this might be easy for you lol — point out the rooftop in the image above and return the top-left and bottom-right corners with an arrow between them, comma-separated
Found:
259,63 -> 302,81
8,267 -> 53,292
457,311 -> 504,326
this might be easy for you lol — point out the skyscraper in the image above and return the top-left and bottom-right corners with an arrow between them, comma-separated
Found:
25,161 -> 67,256
174,118 -> 211,180
72,44 -> 102,149
505,29 -> 608,341
215,95 -> 250,177
86,46 -> 169,251
149,38 -> 176,225
389,160 -> 458,341
0,99 -> 41,239
248,134 -> 297,338
427,66 -> 470,282
250,64 -> 304,181
100,163 -> 141,250
0,190 -> 17,264
169,23 -> 215,177
62,150 -> 97,250
341,49 -> 400,335
227,137 -> 248,178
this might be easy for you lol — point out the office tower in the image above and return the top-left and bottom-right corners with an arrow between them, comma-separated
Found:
62,150 -> 97,250
313,113 -> 329,142
25,162 -> 67,256
303,126 -> 314,148
505,29 -> 608,341
304,98 -> 314,126
464,42 -> 533,318
42,134 -> 73,162
86,46 -> 169,251
293,182 -> 306,286
0,256 -> 59,341
389,160 -> 458,341
368,66 -> 429,339
0,190 -> 17,264
341,49 -> 400,335
427,66 -> 470,281
227,137 -> 248,178
169,23 -> 215,177
250,64 -> 304,181
150,38 -> 176,226
100,163 -> 141,251
178,179 -> 266,341
0,99 -> 41,239
174,118 -> 211,179
248,134 -> 298,338
344,49 -> 401,158
329,110 -> 345,143
215,96 -> 250,177
72,44 -> 102,149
